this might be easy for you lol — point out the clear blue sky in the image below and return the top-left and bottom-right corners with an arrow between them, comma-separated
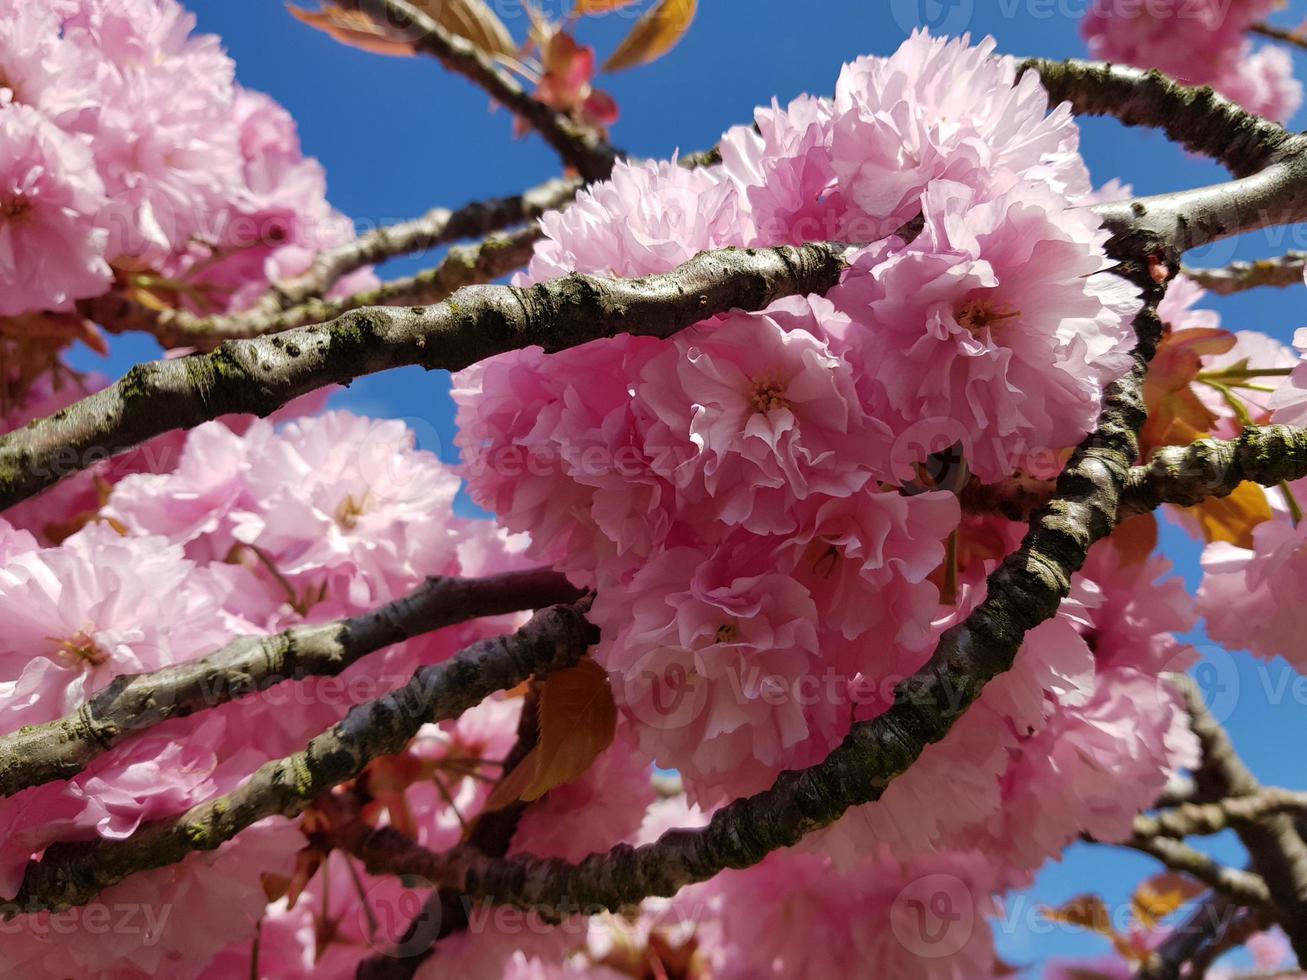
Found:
76,1 -> 1307,972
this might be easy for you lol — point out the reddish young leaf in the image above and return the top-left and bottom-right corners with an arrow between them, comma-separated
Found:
287,5 -> 418,56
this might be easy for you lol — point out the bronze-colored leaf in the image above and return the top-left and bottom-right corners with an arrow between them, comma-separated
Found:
1132,872 -> 1205,928
1185,480 -> 1274,549
1109,513 -> 1158,567
602,0 -> 696,72
414,0 -> 516,58
483,658 -> 617,811
480,742 -> 542,813
1043,895 -> 1141,964
524,657 -> 616,800
1139,326 -> 1236,456
1043,895 -> 1113,934
288,5 -> 417,56
576,0 -> 642,13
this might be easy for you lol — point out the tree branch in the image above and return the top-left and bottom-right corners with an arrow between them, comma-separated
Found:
272,177 -> 582,309
0,241 -> 854,512
962,425 -> 1307,521
83,226 -> 545,348
1019,58 -> 1296,176
1173,674 -> 1307,964
0,568 -> 580,799
2,601 -> 595,915
1182,253 -> 1307,295
1250,21 -> 1307,54
1122,836 -> 1274,913
1135,790 -> 1307,840
339,0 -> 617,181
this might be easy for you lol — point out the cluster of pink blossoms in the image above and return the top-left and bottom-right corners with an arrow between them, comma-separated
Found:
448,31 -> 1203,979
0,0 -> 368,320
0,411 -> 545,977
0,6 -> 1291,976
1081,0 -> 1302,121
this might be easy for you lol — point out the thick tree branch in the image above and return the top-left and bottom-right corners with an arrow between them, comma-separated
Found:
339,0 -> 617,181
1019,59 -> 1295,176
1182,253 -> 1307,295
1093,147 -> 1307,258
2,602 -> 595,915
84,226 -> 545,348
0,242 -> 854,512
962,425 -> 1307,521
0,568 -> 580,799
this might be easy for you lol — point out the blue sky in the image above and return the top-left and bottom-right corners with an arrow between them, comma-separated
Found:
75,1 -> 1307,972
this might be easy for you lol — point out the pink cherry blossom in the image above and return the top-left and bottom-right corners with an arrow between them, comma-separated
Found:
525,157 -> 750,282
1082,0 -> 1301,121
720,94 -> 845,247
830,32 -> 1091,233
0,104 -> 111,316
826,178 -> 1138,482
0,818 -> 300,979
0,521 -> 235,733
636,297 -> 891,534
591,542 -> 838,802
681,849 -> 1004,980
1269,327 -> 1307,427
1199,517 -> 1307,668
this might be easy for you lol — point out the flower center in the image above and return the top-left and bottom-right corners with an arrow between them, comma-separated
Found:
53,629 -> 108,668
335,490 -> 372,530
715,623 -> 740,644
748,373 -> 789,414
804,539 -> 841,579
955,297 -> 1020,334
0,196 -> 32,226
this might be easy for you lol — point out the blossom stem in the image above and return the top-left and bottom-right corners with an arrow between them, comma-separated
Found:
1280,481 -> 1304,526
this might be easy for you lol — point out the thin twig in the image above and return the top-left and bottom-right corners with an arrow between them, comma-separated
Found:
1182,253 -> 1307,295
